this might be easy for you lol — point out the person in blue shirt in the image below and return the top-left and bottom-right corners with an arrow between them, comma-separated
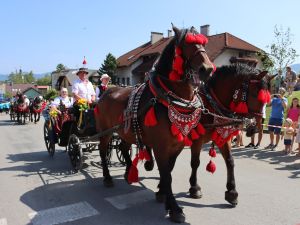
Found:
265,87 -> 288,151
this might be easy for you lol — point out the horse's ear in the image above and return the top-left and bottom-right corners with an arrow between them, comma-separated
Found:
172,23 -> 180,37
256,71 -> 268,80
268,73 -> 278,81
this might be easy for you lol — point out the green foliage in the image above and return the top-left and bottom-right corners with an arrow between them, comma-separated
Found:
56,63 -> 66,72
98,53 -> 117,84
256,50 -> 274,71
8,69 -> 36,84
4,92 -> 12,98
267,25 -> 298,75
44,89 -> 58,100
36,74 -> 51,85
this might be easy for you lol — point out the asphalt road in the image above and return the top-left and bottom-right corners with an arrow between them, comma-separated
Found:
0,114 -> 299,225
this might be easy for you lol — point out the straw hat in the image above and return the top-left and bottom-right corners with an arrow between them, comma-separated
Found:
100,74 -> 110,81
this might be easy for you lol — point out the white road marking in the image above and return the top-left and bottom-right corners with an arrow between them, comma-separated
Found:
105,189 -> 154,210
28,201 -> 99,225
0,218 -> 7,225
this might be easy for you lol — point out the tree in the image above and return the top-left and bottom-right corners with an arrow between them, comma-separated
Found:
44,89 -> 58,100
267,25 -> 298,75
8,69 -> 36,84
36,74 -> 51,85
56,64 -> 66,72
98,53 -> 117,83
256,50 -> 274,72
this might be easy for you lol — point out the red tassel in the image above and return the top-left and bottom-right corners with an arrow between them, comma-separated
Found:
171,124 -> 180,136
206,160 -> 216,174
230,101 -> 236,111
184,136 -> 192,146
144,150 -> 151,161
209,148 -> 217,157
173,56 -> 184,75
258,89 -> 266,102
175,47 -> 182,55
196,123 -> 206,135
128,154 -> 139,183
138,150 -> 145,160
176,133 -> 184,142
169,71 -> 181,81
234,102 -> 248,114
118,113 -> 123,123
265,91 -> 271,103
144,106 -> 157,126
190,129 -> 200,140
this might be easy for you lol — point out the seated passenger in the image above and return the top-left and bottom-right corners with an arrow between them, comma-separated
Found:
52,88 -> 74,109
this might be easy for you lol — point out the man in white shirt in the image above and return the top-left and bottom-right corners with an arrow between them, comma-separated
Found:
72,67 -> 96,103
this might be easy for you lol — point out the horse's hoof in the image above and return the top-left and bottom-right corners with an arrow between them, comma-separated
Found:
169,210 -> 185,223
144,160 -> 154,171
103,178 -> 114,187
225,190 -> 238,206
189,186 -> 202,199
155,192 -> 166,203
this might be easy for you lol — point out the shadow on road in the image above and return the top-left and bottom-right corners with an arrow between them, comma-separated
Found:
231,147 -> 300,179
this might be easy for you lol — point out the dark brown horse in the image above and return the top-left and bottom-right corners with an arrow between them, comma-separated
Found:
95,25 -> 214,223
15,94 -> 30,124
30,96 -> 45,123
151,64 -> 272,207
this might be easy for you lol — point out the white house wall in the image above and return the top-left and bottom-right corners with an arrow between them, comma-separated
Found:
115,58 -> 143,85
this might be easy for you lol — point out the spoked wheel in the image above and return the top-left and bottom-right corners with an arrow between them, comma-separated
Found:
113,135 -> 132,165
68,134 -> 83,171
43,121 -> 55,157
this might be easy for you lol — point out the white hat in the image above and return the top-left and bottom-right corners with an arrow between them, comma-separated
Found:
100,74 -> 110,81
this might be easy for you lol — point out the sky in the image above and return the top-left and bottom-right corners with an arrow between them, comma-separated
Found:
0,0 -> 300,74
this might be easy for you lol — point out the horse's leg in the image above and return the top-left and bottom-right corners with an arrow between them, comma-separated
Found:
219,141 -> 238,206
99,135 -> 114,187
189,142 -> 203,199
30,111 -> 33,122
155,149 -> 185,223
156,151 -> 180,203
34,112 -> 37,123
144,146 -> 154,171
37,112 -> 40,122
118,140 -> 133,182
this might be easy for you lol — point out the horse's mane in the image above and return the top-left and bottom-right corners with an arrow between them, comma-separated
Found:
155,38 -> 176,76
208,64 -> 259,87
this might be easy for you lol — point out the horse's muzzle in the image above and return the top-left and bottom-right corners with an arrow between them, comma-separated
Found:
198,63 -> 214,82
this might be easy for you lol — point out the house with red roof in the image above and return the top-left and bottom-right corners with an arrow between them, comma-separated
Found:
116,25 -> 262,85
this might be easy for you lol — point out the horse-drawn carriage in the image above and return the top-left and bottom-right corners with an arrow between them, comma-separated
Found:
43,101 -> 127,171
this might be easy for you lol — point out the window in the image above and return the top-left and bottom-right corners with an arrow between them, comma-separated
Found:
126,77 -> 130,85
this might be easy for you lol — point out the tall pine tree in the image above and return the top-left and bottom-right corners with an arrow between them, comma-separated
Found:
98,53 -> 117,84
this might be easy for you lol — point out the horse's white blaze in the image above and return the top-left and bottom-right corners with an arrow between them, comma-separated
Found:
105,189 -> 153,210
28,201 -> 99,225
0,218 -> 7,225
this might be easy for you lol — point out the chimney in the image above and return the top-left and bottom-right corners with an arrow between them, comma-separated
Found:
151,32 -> 163,44
168,29 -> 173,38
200,25 -> 210,36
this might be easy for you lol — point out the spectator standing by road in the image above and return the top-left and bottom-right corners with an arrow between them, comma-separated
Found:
285,66 -> 297,95
265,88 -> 288,151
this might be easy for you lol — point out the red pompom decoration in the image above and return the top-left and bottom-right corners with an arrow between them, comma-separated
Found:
209,148 -> 217,158
230,101 -> 237,111
185,33 -> 208,45
173,55 -> 184,75
169,71 -> 181,81
184,136 -> 192,146
234,102 -> 248,114
176,133 -> 184,142
144,106 -> 157,126
171,124 -> 180,136
206,160 -> 216,174
190,129 -> 200,140
196,123 -> 206,135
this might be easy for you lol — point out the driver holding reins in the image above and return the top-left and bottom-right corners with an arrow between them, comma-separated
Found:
72,67 -> 96,104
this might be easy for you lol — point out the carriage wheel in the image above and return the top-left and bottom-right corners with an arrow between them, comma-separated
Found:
68,134 -> 83,171
43,121 -> 55,157
113,135 -> 132,165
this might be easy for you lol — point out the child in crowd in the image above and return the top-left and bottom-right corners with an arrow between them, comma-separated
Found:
281,118 -> 294,155
294,115 -> 300,156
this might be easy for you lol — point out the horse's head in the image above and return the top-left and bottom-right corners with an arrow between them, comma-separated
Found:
155,24 -> 214,85
208,64 -> 272,119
